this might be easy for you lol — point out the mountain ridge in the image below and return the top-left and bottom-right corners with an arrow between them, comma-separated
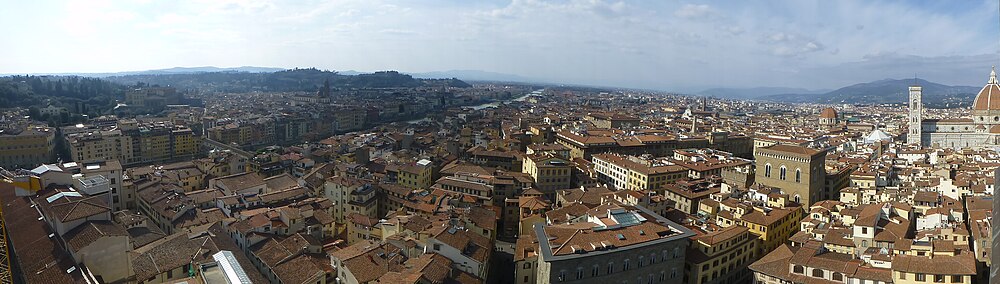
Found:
697,87 -> 830,99
757,78 -> 979,107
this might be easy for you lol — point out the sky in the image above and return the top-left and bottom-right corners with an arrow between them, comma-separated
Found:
2,0 -> 999,92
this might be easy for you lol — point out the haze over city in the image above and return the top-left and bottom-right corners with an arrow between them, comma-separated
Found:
4,0 -> 1000,91
3,1 -> 1000,284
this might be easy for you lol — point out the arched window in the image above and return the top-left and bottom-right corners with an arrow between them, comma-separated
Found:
779,166 -> 787,180
794,194 -> 801,204
812,268 -> 824,278
832,272 -> 843,281
793,265 -> 804,274
765,164 -> 772,178
795,169 -> 801,183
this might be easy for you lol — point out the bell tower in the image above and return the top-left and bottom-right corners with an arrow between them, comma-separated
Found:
907,85 -> 923,146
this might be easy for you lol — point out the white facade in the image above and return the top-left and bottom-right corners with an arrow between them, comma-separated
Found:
909,69 -> 1000,149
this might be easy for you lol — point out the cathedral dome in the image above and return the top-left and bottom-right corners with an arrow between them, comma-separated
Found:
819,107 -> 837,119
972,67 -> 1000,111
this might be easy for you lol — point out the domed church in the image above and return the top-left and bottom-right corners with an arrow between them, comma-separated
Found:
908,67 -> 1000,148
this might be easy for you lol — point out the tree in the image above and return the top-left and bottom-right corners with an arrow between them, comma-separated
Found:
28,106 -> 40,118
59,112 -> 69,125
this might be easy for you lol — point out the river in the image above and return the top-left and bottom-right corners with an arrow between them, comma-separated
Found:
407,89 -> 543,123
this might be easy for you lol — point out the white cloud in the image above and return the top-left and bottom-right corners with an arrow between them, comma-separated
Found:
2,0 -> 997,91
674,4 -> 712,19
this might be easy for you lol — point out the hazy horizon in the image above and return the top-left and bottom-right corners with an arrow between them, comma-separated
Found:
3,0 -> 1000,92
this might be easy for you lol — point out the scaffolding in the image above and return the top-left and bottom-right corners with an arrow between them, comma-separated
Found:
0,169 -> 15,284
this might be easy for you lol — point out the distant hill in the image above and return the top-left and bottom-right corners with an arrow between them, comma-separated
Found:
104,68 -> 470,92
407,70 -> 535,82
758,78 -> 980,108
697,87 -> 828,99
5,66 -> 287,77
133,66 -> 287,74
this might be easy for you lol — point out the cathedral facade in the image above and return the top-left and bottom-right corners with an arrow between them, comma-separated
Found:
909,68 -> 1000,149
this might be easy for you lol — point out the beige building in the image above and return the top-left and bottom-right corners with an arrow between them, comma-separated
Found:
684,225 -> 757,284
754,144 -> 828,205
592,153 -> 687,193
751,241 -> 977,284
68,129 -> 135,164
0,125 -> 55,169
662,178 -> 721,214
68,120 -> 199,166
523,153 -> 572,197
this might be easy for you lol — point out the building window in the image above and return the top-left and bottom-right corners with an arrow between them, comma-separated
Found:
832,272 -> 843,281
952,275 -> 962,282
765,164 -> 771,177
916,273 -> 926,281
793,265 -> 804,274
523,262 -> 531,269
795,169 -> 801,183
779,166 -> 786,180
811,269 -> 824,278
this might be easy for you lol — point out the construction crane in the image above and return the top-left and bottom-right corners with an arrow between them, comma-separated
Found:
0,168 -> 18,284
0,204 -> 11,284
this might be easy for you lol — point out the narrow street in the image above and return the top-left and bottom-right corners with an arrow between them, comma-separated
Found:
489,239 -> 516,284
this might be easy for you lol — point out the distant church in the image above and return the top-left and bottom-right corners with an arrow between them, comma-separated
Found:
908,67 -> 1000,148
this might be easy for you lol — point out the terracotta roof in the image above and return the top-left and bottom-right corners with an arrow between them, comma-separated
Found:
0,183 -> 85,283
892,251 -> 977,275
693,225 -> 748,246
760,144 -> 824,157
748,244 -> 797,277
62,221 -> 128,252
820,107 -> 837,119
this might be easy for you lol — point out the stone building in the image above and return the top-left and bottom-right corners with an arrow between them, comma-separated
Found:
531,205 -> 694,284
754,144 -> 828,206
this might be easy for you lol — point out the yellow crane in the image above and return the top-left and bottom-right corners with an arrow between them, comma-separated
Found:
0,171 -> 18,284
0,204 -> 11,284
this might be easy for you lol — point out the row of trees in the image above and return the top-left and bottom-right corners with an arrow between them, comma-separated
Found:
103,68 -> 470,93
0,75 -> 123,114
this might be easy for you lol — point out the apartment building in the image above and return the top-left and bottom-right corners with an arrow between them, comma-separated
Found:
684,225 -> 757,284
592,153 -> 687,193
0,124 -> 55,169
529,206 -> 695,284
523,153 -> 571,197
